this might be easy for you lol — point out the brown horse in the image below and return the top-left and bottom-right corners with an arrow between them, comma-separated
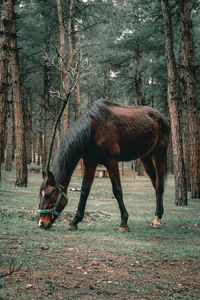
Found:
38,99 -> 170,231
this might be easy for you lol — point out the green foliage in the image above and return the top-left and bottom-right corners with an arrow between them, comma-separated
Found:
12,0 -> 200,121
6,0 -> 200,118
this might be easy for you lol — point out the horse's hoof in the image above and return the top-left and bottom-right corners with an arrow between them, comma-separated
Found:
119,226 -> 130,232
66,224 -> 78,231
151,216 -> 162,229
151,222 -> 162,229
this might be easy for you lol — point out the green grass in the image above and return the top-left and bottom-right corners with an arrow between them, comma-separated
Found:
0,166 -> 200,299
1,168 -> 200,260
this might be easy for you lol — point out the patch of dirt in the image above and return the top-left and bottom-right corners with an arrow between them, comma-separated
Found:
124,186 -> 153,190
1,247 -> 200,299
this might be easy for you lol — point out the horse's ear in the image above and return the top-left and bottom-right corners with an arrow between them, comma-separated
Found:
47,170 -> 55,186
42,171 -> 47,179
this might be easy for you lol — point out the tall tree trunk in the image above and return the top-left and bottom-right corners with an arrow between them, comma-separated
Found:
167,138 -> 174,174
57,0 -> 67,104
74,72 -> 81,119
57,0 -> 67,138
42,59 -> 51,170
57,0 -> 65,72
57,0 -> 74,138
160,0 -> 187,205
32,136 -> 36,164
57,0 -> 68,139
5,77 -> 14,171
25,94 -> 32,164
178,0 -> 200,198
135,41 -> 143,106
103,69 -> 109,99
8,0 -> 27,186
134,41 -> 144,175
66,0 -> 73,85
0,0 -> 10,180
37,106 -> 43,166
179,77 -> 190,190
72,23 -> 81,119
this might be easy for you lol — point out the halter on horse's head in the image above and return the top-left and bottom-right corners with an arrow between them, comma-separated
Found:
38,171 -> 68,229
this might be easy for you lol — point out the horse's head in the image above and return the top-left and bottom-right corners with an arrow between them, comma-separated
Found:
38,171 -> 68,229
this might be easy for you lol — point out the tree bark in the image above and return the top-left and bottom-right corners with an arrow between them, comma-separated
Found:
0,0 -> 11,180
32,135 -> 36,164
160,0 -> 187,205
178,77 -> 190,190
178,0 -> 200,198
135,41 -> 143,106
25,93 -> 32,164
5,76 -> 14,171
134,41 -> 144,176
57,0 -> 65,72
72,23 -> 81,119
7,0 -> 27,186
57,0 -> 74,138
42,57 -> 51,171
57,0 -> 68,110
57,0 -> 67,138
37,106 -> 43,166
45,93 -> 71,172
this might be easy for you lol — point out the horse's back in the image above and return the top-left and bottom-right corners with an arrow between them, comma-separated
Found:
93,100 -> 170,140
88,100 -> 170,162
93,100 -> 169,129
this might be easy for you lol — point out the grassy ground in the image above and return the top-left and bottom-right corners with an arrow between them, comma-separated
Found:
0,166 -> 200,299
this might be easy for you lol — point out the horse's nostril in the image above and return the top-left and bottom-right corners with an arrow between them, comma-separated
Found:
45,223 -> 51,230
38,220 -> 44,228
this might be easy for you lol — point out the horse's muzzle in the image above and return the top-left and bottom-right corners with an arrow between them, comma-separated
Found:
38,219 -> 51,230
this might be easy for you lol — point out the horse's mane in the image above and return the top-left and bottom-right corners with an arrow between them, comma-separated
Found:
52,99 -> 111,184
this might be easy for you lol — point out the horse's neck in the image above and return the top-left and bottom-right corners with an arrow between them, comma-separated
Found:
52,113 -> 91,188
52,155 -> 80,190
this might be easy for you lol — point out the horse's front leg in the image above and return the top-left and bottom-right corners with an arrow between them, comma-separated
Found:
107,160 -> 129,232
66,160 -> 97,230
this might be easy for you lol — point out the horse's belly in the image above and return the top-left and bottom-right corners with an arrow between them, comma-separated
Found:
91,118 -> 159,162
119,145 -> 152,161
91,136 -> 157,162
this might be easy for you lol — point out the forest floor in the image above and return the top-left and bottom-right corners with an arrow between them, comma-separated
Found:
0,166 -> 200,299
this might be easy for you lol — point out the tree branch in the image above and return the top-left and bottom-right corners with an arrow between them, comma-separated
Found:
45,67 -> 91,172
0,259 -> 23,279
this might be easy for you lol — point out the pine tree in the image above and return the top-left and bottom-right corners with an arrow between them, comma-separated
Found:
178,0 -> 200,198
0,0 -> 10,181
9,0 -> 27,186
160,0 -> 187,205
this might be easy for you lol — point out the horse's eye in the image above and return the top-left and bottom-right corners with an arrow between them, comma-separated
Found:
45,192 -> 51,199
41,190 -> 52,199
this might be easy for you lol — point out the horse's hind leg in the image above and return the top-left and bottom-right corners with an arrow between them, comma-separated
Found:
106,159 -> 129,232
141,151 -> 165,228
141,153 -> 156,188
151,149 -> 167,228
67,160 -> 97,230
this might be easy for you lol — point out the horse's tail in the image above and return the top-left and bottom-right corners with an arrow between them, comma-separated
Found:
161,117 -> 170,183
